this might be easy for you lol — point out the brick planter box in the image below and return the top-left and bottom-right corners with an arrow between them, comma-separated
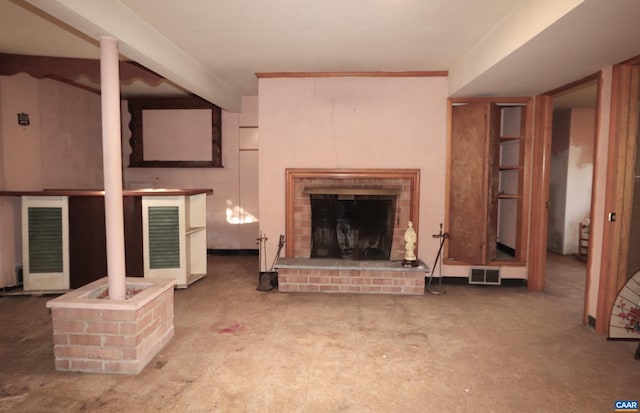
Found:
46,277 -> 175,374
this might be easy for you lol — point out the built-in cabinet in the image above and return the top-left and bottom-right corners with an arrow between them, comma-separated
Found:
446,98 -> 531,266
2,189 -> 212,291
142,192 -> 208,288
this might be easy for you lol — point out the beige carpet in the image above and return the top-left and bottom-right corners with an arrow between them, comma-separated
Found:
0,253 -> 637,412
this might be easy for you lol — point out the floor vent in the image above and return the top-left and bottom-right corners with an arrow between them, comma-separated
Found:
469,268 -> 501,285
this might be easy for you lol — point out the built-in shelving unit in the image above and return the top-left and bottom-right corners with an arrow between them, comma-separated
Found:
497,105 -> 526,260
446,98 -> 531,266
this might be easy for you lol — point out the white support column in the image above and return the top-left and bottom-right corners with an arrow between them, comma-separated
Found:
100,36 -> 126,300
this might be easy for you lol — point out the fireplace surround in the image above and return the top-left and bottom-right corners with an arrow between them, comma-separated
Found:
285,168 -> 420,260
279,168 -> 427,295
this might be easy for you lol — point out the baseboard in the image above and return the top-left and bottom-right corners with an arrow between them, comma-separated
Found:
207,249 -> 259,256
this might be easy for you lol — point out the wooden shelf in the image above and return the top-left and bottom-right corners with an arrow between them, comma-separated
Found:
498,194 -> 521,199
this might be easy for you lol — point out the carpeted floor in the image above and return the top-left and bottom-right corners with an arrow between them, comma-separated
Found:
0,253 -> 637,412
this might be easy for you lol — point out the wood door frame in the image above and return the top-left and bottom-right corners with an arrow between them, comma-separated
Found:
527,95 -> 554,291
528,73 -> 602,299
595,56 -> 640,334
529,63 -> 640,335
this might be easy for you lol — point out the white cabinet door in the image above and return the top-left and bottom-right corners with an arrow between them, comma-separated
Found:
142,196 -> 186,285
22,196 -> 69,291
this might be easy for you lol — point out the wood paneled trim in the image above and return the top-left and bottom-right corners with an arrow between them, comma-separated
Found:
519,101 -> 534,265
527,95 -> 554,292
449,97 -> 531,105
285,168 -> 420,257
256,71 -> 447,79
0,53 -> 166,86
596,61 -> 640,334
618,54 -> 640,66
583,70 -> 605,325
543,72 -> 599,96
443,101 -> 454,261
46,74 -> 100,95
127,97 -> 222,168
596,64 -> 626,334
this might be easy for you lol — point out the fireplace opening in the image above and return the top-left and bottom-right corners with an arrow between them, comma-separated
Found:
309,194 -> 397,260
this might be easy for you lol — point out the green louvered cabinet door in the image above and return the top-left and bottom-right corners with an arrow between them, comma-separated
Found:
21,196 -> 70,291
141,194 -> 207,288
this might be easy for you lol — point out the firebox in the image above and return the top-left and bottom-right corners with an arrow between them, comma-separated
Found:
306,188 -> 399,260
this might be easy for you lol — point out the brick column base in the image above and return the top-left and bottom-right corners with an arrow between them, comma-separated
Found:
47,277 -> 175,374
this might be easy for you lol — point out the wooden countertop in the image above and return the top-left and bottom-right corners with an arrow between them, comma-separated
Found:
0,188 -> 213,197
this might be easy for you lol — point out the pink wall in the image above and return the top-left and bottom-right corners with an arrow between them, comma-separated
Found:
39,78 -> 104,189
0,73 -> 42,287
258,77 -> 449,269
0,74 -> 43,190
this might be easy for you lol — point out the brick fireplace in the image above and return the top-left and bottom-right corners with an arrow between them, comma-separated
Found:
277,168 -> 427,295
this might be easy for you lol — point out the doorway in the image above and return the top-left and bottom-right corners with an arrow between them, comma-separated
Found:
528,74 -> 601,321
546,79 -> 598,312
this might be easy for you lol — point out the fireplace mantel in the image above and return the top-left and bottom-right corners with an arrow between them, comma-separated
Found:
303,187 -> 402,196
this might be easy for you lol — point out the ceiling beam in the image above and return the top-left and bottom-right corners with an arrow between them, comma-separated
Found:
25,0 -> 242,112
448,0 -> 585,96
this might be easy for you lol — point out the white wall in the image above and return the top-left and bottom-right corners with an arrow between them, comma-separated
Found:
548,109 -> 571,254
564,108 -> 595,254
548,108 -> 595,255
238,96 -> 259,248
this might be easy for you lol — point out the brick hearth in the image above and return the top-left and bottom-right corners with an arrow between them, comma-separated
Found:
276,258 -> 427,295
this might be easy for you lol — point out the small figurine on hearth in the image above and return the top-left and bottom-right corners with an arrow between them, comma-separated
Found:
403,221 -> 418,267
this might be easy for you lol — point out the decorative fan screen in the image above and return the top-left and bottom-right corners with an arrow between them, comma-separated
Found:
609,270 -> 640,340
